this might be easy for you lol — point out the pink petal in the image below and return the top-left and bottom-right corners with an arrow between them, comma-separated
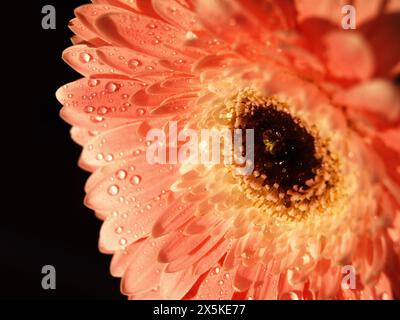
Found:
360,12 -> 400,76
62,45 -> 126,77
110,239 -> 144,277
191,264 -> 236,300
94,11 -> 203,62
84,156 -> 178,211
334,79 -> 400,124
152,196 -> 197,237
152,0 -> 204,31
59,104 -> 129,132
380,128 -> 400,153
96,46 -> 170,77
233,263 -> 259,292
183,212 -> 221,235
74,4 -> 126,38
99,197 -> 169,252
121,236 -> 170,295
56,78 -> 151,128
193,0 -> 264,52
158,266 -> 199,299
78,122 -> 151,169
295,0 -> 347,25
323,31 -> 374,82
193,240 -> 231,276
251,263 -> 280,300
158,231 -> 211,263
70,127 -> 97,146
166,230 -> 229,273
68,18 -> 108,46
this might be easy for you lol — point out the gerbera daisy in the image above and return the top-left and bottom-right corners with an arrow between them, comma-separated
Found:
56,0 -> 400,300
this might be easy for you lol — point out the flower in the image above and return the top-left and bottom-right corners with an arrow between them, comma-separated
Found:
56,0 -> 400,300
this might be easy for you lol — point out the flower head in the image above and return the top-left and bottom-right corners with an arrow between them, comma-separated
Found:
57,0 -> 400,299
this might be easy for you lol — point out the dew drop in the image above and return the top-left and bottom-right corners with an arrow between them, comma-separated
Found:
108,185 -> 119,196
131,175 -> 142,185
168,7 -> 177,14
128,59 -> 142,69
79,52 -> 92,63
147,23 -> 157,29
115,226 -> 123,234
136,108 -> 146,116
97,106 -> 109,115
105,82 -> 119,93
119,238 -> 127,246
116,169 -> 127,180
91,115 -> 104,123
88,79 -> 100,87
185,31 -> 198,41
105,154 -> 114,162
84,105 -> 95,113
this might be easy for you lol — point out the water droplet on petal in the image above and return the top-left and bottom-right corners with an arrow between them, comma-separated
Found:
131,175 -> 141,185
108,185 -> 119,196
136,108 -> 146,116
116,170 -> 127,180
105,82 -> 119,93
91,115 -> 104,123
79,52 -> 92,63
185,31 -> 198,41
84,106 -> 95,113
128,59 -> 142,69
97,106 -> 109,115
119,238 -> 127,246
147,23 -> 157,29
105,154 -> 114,162
88,79 -> 100,87
115,226 -> 123,234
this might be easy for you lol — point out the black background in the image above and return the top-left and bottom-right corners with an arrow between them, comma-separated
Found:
2,0 -> 123,299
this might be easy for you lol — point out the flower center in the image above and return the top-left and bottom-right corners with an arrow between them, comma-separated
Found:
235,105 -> 322,192
220,90 -> 341,220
